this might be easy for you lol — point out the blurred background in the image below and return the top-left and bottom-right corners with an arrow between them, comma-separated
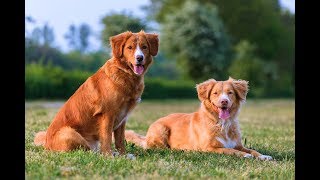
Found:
25,0 -> 295,100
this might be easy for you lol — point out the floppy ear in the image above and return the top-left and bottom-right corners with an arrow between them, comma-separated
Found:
230,77 -> 249,102
196,79 -> 217,102
109,31 -> 133,58
145,33 -> 159,56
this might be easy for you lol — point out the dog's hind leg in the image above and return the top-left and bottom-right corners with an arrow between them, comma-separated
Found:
45,126 -> 90,151
145,123 -> 170,149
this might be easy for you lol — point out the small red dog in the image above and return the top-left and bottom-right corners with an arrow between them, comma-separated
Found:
34,30 -> 159,156
125,77 -> 273,160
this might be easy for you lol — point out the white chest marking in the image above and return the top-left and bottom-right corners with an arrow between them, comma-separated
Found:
114,108 -> 129,130
216,136 -> 236,148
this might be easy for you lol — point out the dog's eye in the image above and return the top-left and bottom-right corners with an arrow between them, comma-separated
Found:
213,92 -> 218,95
142,45 -> 147,49
228,92 -> 233,95
128,46 -> 132,49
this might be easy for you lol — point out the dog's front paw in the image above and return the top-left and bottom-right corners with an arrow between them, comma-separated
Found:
112,152 -> 120,157
243,153 -> 253,158
126,153 -> 136,160
257,155 -> 273,161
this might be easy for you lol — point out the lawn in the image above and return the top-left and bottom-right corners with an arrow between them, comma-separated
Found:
25,99 -> 295,179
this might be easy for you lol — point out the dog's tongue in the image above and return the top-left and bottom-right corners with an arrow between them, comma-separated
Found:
218,108 -> 230,120
134,65 -> 144,75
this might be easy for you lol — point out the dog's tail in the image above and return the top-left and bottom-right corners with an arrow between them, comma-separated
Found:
34,131 -> 47,146
125,130 -> 147,149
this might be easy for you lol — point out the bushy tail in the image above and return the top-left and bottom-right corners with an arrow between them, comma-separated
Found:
34,131 -> 47,146
125,130 -> 146,149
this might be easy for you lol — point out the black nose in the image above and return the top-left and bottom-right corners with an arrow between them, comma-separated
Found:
136,55 -> 143,62
221,99 -> 228,105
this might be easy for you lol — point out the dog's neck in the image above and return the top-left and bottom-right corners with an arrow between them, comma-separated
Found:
103,57 -> 143,84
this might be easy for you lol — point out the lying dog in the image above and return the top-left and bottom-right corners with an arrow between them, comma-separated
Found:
34,30 -> 159,156
125,77 -> 272,160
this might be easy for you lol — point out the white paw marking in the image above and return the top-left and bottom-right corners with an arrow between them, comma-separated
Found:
258,155 -> 273,161
112,152 -> 120,157
243,153 -> 253,158
126,153 -> 136,160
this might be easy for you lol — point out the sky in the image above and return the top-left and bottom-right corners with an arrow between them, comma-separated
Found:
25,0 -> 295,53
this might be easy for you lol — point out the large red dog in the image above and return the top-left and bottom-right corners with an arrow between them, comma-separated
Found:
125,77 -> 273,160
34,30 -> 159,156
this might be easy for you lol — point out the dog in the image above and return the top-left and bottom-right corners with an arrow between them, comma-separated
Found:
34,30 -> 159,156
125,77 -> 273,160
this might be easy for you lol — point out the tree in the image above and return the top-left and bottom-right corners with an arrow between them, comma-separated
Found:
161,1 -> 231,81
42,23 -> 55,47
79,24 -> 91,52
29,23 -> 55,47
64,24 -> 77,50
100,11 -> 148,46
228,40 -> 270,97
64,23 -> 91,53
145,0 -> 294,65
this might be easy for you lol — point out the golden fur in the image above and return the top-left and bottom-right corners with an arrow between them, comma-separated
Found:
125,77 -> 273,160
34,30 -> 159,156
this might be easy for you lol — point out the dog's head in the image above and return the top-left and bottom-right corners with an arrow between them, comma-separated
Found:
196,77 -> 249,120
110,30 -> 159,76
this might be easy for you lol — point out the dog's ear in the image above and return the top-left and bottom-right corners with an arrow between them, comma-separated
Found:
196,79 -> 217,102
110,31 -> 133,58
230,77 -> 249,102
145,33 -> 159,56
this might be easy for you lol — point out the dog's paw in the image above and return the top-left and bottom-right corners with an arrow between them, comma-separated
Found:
126,153 -> 136,160
257,155 -> 273,161
112,152 -> 120,157
243,153 -> 253,158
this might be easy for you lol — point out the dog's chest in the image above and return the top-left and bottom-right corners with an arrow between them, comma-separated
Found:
214,122 -> 237,148
216,135 -> 237,148
113,97 -> 141,130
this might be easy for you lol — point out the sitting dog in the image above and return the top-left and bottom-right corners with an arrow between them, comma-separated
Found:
34,30 -> 159,156
125,77 -> 272,160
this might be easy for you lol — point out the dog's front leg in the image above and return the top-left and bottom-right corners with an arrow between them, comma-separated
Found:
114,121 -> 126,155
235,145 -> 273,161
98,114 -> 114,156
206,147 -> 252,158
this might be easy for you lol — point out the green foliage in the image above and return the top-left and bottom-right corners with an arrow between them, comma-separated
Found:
143,78 -> 196,99
25,63 -> 196,100
146,53 -> 182,79
25,63 -> 91,99
228,40 -> 269,97
25,39 -> 108,72
161,1 -> 232,81
101,11 -> 149,46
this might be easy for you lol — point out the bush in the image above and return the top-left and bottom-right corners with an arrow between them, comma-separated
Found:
143,78 -> 197,99
25,63 -> 198,100
25,63 -> 91,99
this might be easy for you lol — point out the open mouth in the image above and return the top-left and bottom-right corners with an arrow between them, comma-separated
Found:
218,107 -> 231,120
131,64 -> 145,75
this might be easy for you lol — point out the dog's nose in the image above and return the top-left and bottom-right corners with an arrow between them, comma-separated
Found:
221,99 -> 228,105
136,55 -> 144,62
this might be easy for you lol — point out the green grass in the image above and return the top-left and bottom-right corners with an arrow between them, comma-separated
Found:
25,99 -> 295,179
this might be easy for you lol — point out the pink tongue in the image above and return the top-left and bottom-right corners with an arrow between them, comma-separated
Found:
219,108 -> 230,120
134,65 -> 144,75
